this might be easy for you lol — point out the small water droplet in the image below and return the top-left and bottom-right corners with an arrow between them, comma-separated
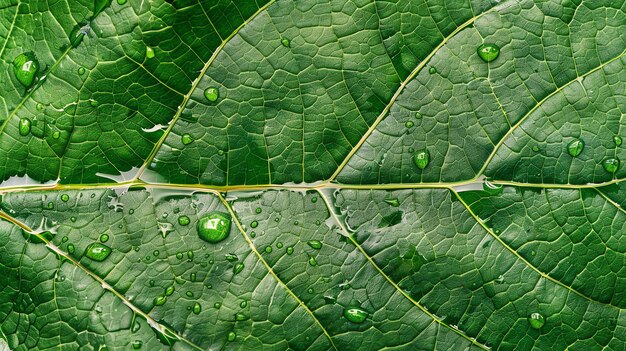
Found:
190,273 -> 197,281
566,139 -> 584,157
255,207 -> 262,214
84,243 -> 112,261
384,198 -> 400,207
154,295 -> 167,306
165,285 -> 175,296
276,242 -> 283,249
62,236 -> 68,243
187,250 -> 194,260
78,67 -> 86,75
307,288 -> 314,294
311,197 -> 318,203
181,133 -> 193,145
308,257 -> 317,266
225,253 -> 238,262
250,220 -> 258,228
233,262 -> 245,275
185,291 -> 194,298
13,53 -> 40,88
214,302 -> 221,309
603,158 -> 620,173
265,246 -> 272,253
240,301 -> 247,308
67,243 -> 75,254
204,87 -> 219,102
415,112 -> 422,119
192,302 -> 201,314
531,145 -> 540,152
614,136 -> 622,146
145,46 -> 155,59
413,149 -> 430,170
343,307 -> 368,324
307,240 -> 322,250
176,252 -> 183,259
178,215 -> 190,226
117,0 -> 127,5
528,312 -> 545,329
131,340 -> 142,349
235,312 -> 248,321
476,43 -> 500,62
152,250 -> 160,257
281,38 -> 290,47
18,118 -> 31,136
197,212 -> 231,243
405,121 -> 414,128
99,234 -> 109,243
227,332 -> 236,342
60,194 -> 69,202
428,67 -> 437,74
70,216 -> 77,222
286,246 -> 294,255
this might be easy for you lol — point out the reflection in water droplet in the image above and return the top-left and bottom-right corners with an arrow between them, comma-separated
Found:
476,43 -> 500,62
165,285 -> 175,296
235,312 -> 248,321
567,139 -> 584,157
240,301 -> 247,308
197,212 -> 231,243
84,243 -> 112,261
413,149 -> 430,170
204,87 -> 219,102
13,53 -> 40,88
67,243 -> 76,254
343,307 -> 368,324
528,312 -> 545,329
603,158 -> 620,174
18,118 -> 31,136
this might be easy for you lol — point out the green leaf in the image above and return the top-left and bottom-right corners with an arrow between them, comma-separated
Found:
1,0 -> 625,350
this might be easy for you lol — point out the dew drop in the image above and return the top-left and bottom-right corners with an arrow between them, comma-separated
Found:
281,38 -> 290,47
153,295 -> 167,306
235,312 -> 248,321
308,257 -> 317,266
131,340 -> 142,349
567,139 -> 584,157
415,112 -> 422,119
531,145 -> 540,152
343,307 -> 368,324
153,250 -> 159,257
250,220 -> 258,228
214,302 -> 221,309
186,291 -> 194,298
18,118 -> 31,136
233,262 -> 245,275
614,136 -> 622,147
255,207 -> 262,214
384,198 -> 400,207
476,43 -> 500,62
603,158 -> 620,174
62,236 -> 68,243
240,301 -> 248,308
405,121 -> 414,128
13,53 -> 40,88
99,234 -> 109,243
176,252 -> 183,259
60,194 -> 69,202
78,67 -> 86,75
307,240 -> 322,250
413,149 -> 430,170
276,242 -> 283,249
528,312 -> 545,329
428,67 -> 437,74
165,285 -> 175,296
178,215 -> 190,226
265,246 -> 272,253
67,243 -> 75,254
190,273 -> 197,281
84,243 -> 112,261
193,302 -> 201,314
117,0 -> 127,4
225,253 -> 238,262
227,332 -> 236,342
197,212 -> 231,243
181,133 -> 193,145
204,87 -> 219,102
286,246 -> 294,255
187,250 -> 194,260
145,46 -> 155,59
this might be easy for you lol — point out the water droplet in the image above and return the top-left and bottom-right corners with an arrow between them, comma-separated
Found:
154,295 -> 167,306
281,38 -> 290,47
60,194 -> 69,202
227,332 -> 236,342
250,220 -> 258,228
603,158 -> 620,173
415,112 -> 422,119
67,243 -> 75,254
405,121 -> 414,128
233,262 -> 245,275
129,209 -> 135,214
308,257 -> 317,266
193,302 -> 201,314
311,197 -> 318,203
62,236 -> 68,243
225,253 -> 238,262
145,46 -> 155,59
177,215 -> 190,226
235,313 -> 248,321
165,285 -> 175,296
264,246 -> 272,253
286,247 -> 294,255
185,291 -> 194,298
99,234 -> 109,243
307,288 -> 314,294
117,0 -> 127,4
36,103 -> 44,111
153,250 -> 160,257
276,242 -> 283,249
384,198 -> 400,207
187,250 -> 194,260
181,134 -> 193,145
531,145 -> 540,152
413,149 -> 430,170
176,252 -> 183,259
84,243 -> 112,261
78,67 -> 86,75
13,53 -> 39,88
343,307 -> 368,324
131,340 -> 142,349
204,87 -> 219,102
250,231 -> 256,238
240,301 -> 247,308
528,312 -> 545,329
47,201 -> 54,209
70,216 -> 77,222
566,139 -> 584,157
614,136 -> 622,146
131,320 -> 141,333
307,240 -> 322,250
428,67 -> 437,74
476,43 -> 500,62
190,273 -> 196,281
18,118 -> 31,136
214,302 -> 221,309
197,212 -> 231,243
255,207 -> 262,214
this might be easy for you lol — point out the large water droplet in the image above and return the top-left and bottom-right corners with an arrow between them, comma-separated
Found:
413,149 -> 430,170
567,139 -> 584,157
603,158 -> 620,173
84,243 -> 112,261
192,302 -> 201,314
181,134 -> 193,145
476,43 -> 500,62
197,212 -> 231,243
204,87 -> 219,103
528,312 -> 545,329
18,118 -> 31,136
12,53 -> 39,88
307,240 -> 322,250
343,307 -> 368,324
